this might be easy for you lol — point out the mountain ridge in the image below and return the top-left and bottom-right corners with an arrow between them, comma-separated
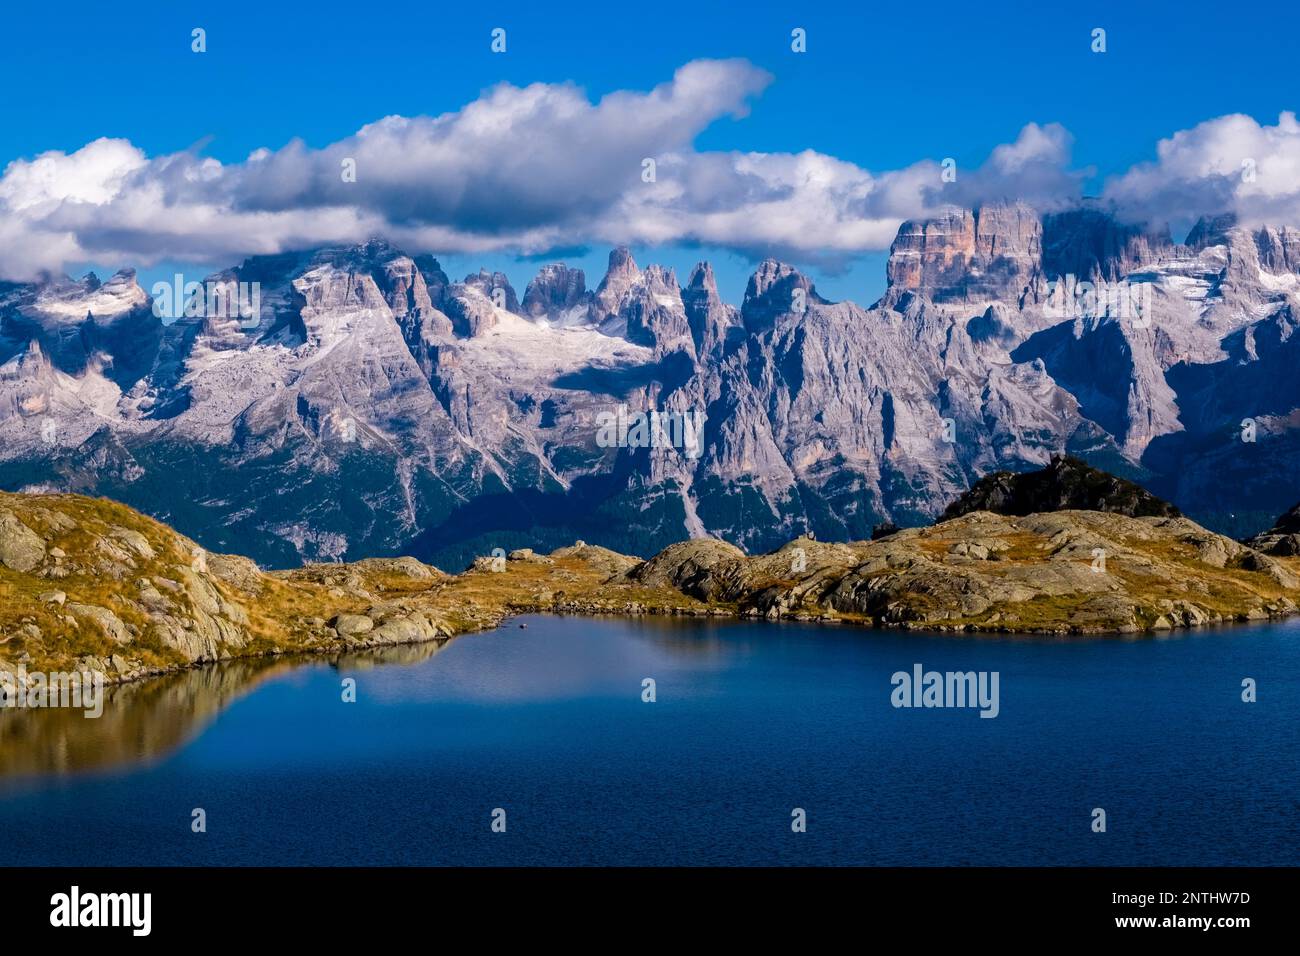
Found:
2,202 -> 1298,569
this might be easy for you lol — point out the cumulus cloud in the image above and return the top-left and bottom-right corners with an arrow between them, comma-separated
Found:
0,138 -> 148,213
1103,111 -> 1300,229
927,122 -> 1090,213
0,59 -> 793,277
606,150 -> 911,259
0,58 -> 1293,281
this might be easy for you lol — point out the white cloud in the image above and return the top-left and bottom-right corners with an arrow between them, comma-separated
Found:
925,122 -> 1089,213
0,138 -> 147,213
1103,111 -> 1300,229
0,59 -> 1294,281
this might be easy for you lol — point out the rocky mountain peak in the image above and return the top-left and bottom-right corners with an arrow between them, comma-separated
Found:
304,238 -> 402,274
884,201 -> 1043,307
605,245 -> 638,277
12,268 -> 149,333
521,263 -> 590,323
610,263 -> 692,355
686,261 -> 718,296
349,236 -> 401,262
1185,215 -> 1300,277
966,303 -> 1017,346
682,261 -> 739,358
741,258 -> 822,333
1181,214 -> 1291,291
461,269 -> 521,314
1186,213 -> 1240,250
1252,225 -> 1300,274
17,337 -> 50,372
642,264 -> 678,290
592,246 -> 643,324
373,253 -> 435,320
412,254 -> 451,299
1041,206 -> 1173,282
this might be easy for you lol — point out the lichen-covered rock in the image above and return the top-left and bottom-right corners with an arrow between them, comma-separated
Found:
507,548 -> 553,565
625,539 -> 747,599
109,526 -> 156,561
66,603 -> 130,645
549,542 -> 640,575
349,556 -> 442,580
0,509 -> 45,572
370,614 -> 441,643
332,614 -> 375,637
206,553 -> 266,594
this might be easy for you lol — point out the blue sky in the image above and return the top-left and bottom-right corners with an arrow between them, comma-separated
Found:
3,0 -> 1296,304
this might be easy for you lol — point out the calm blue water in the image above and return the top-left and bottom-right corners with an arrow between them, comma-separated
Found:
1,614 -> 1297,866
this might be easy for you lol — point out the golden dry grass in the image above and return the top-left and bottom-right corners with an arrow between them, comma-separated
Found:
4,492 -> 1300,674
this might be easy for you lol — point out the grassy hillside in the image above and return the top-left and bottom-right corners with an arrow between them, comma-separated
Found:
3,490 -> 1298,684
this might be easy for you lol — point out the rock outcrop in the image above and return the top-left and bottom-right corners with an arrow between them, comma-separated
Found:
0,508 -> 46,572
1245,502 -> 1300,556
940,455 -> 1180,521
2,484 -> 1298,689
621,509 -> 1297,633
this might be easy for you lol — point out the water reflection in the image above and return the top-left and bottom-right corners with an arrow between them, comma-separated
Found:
0,641 -> 447,783
1,613 -> 1265,785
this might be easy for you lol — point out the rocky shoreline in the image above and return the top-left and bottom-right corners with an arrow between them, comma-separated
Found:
64,585 -> 1300,694
4,469 -> 1300,688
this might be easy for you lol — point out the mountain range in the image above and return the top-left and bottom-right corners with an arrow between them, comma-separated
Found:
1,201 -> 1297,569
